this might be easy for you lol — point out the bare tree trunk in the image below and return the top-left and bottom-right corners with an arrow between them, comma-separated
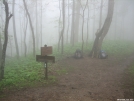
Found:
61,0 -> 65,54
66,0 -> 70,44
12,0 -> 20,59
99,0 -> 103,29
80,0 -> 88,53
58,0 -> 62,51
74,0 -> 80,43
86,0 -> 89,46
90,0 -> 114,58
114,5 -> 117,40
0,1 -> 3,63
93,1 -> 96,40
23,0 -> 35,57
36,0 -> 38,49
0,37 -> 2,64
70,0 -> 75,46
40,0 -> 42,47
0,0 -> 12,80
24,14 -> 28,57
9,36 -> 12,57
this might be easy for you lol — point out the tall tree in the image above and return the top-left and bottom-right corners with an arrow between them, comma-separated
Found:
79,0 -> 88,52
70,0 -> 75,46
0,1 -> 3,63
90,0 -> 114,58
0,36 -> 2,64
66,0 -> 70,44
58,0 -> 62,51
23,0 -> 36,57
23,12 -> 28,57
99,0 -> 103,29
74,0 -> 81,43
12,0 -> 20,59
36,0 -> 38,49
86,0 -> 90,46
0,0 -> 12,80
61,0 -> 65,54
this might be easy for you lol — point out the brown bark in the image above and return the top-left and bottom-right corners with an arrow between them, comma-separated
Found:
80,0 -> 88,53
0,0 -> 12,80
58,0 -> 62,51
66,0 -> 70,44
0,37 -> 2,64
12,0 -> 20,59
70,0 -> 75,46
24,15 -> 28,57
23,0 -> 35,57
99,0 -> 103,29
86,0 -> 89,46
74,0 -> 80,43
90,0 -> 114,58
61,0 -> 65,54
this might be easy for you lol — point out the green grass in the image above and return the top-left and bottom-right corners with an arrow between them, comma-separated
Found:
0,40 -> 134,92
128,62 -> 134,90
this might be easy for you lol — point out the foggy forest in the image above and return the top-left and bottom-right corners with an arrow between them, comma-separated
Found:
0,0 -> 134,101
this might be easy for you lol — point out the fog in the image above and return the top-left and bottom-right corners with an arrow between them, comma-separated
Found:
0,0 -> 134,56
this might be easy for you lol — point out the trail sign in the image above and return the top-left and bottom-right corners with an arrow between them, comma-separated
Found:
41,46 -> 52,56
36,55 -> 55,63
36,45 -> 55,80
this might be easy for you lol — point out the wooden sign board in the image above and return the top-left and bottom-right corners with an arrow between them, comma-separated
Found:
36,55 -> 55,63
41,46 -> 52,56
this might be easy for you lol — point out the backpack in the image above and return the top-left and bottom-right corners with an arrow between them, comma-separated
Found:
74,49 -> 83,59
98,50 -> 108,59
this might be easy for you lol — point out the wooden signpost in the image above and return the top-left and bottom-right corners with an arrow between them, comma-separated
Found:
36,45 -> 55,80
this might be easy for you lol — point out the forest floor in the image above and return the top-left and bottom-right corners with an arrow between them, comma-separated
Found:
0,54 -> 134,101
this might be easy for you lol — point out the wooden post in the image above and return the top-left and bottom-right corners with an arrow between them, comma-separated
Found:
36,45 -> 55,80
45,61 -> 48,80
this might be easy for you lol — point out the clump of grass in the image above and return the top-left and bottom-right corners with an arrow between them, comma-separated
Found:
0,40 -> 134,92
128,62 -> 134,91
0,57 -> 56,91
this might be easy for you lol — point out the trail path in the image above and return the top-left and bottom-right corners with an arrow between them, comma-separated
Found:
1,55 -> 134,101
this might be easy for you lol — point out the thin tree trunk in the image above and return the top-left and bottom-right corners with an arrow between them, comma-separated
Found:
0,0 -> 12,80
12,0 -> 20,59
36,0 -> 38,49
23,0 -> 35,57
114,5 -> 117,40
58,0 -> 62,51
0,1 -> 2,63
99,0 -> 103,29
74,0 -> 80,43
66,0 -> 70,44
9,37 -> 12,57
40,0 -> 42,47
61,0 -> 65,54
86,0 -> 89,46
24,15 -> 28,57
80,0 -> 88,53
0,37 -> 2,64
70,0 -> 75,46
90,0 -> 114,58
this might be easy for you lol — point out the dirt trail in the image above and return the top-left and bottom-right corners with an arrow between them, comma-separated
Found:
1,55 -> 134,101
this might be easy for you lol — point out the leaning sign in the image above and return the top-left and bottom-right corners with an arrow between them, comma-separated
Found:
36,45 -> 55,79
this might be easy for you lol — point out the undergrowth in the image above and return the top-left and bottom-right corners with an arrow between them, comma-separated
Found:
0,40 -> 134,92
128,62 -> 134,90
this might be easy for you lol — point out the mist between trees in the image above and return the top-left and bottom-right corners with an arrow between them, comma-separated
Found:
0,0 -> 134,57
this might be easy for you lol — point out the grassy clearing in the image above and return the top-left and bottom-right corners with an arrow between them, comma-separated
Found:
0,40 -> 134,92
128,62 -> 134,90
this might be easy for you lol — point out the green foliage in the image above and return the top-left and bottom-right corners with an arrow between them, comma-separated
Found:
128,62 -> 134,90
129,62 -> 134,75
102,40 -> 134,56
0,57 -> 50,91
0,40 -> 134,91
